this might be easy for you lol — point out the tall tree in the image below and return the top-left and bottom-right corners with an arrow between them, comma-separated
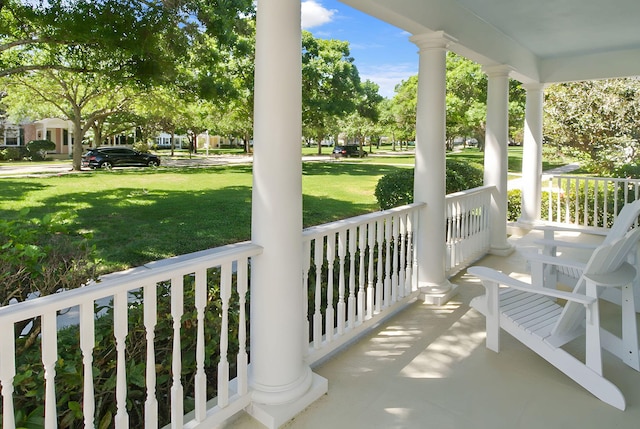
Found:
302,31 -> 361,154
445,52 -> 487,149
0,0 -> 179,82
339,79 -> 383,154
389,53 -> 526,151
4,70 -> 135,168
545,78 -> 640,174
390,75 -> 418,146
2,0 -> 256,168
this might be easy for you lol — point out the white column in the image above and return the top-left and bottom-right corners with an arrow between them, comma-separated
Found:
483,65 -> 514,255
67,122 -> 73,155
249,0 -> 326,427
410,32 -> 457,305
519,83 -> 545,225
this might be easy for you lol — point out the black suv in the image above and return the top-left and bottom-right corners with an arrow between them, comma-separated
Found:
82,147 -> 161,169
331,145 -> 367,158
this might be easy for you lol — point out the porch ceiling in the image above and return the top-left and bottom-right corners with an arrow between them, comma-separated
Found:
339,0 -> 640,84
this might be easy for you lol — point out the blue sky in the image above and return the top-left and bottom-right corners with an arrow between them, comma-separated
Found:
300,0 -> 418,98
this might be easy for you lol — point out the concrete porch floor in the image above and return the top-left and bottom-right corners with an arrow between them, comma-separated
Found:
232,228 -> 640,429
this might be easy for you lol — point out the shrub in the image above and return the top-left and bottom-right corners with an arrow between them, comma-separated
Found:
613,163 -> 640,179
507,189 -> 522,221
26,139 -> 56,161
12,269 -> 242,428
374,160 -> 484,209
445,159 -> 484,194
374,168 -> 414,210
0,210 -> 99,345
132,141 -> 151,153
1,146 -> 26,161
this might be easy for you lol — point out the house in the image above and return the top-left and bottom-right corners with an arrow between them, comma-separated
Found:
2,1 -> 640,429
1,118 -> 74,156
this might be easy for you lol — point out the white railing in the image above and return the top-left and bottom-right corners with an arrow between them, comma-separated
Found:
445,185 -> 493,276
0,242 -> 261,429
2,197 -> 499,429
543,175 -> 640,228
302,203 -> 424,365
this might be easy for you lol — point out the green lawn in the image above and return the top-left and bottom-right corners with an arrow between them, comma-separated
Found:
1,146 -> 570,274
1,163 -> 394,273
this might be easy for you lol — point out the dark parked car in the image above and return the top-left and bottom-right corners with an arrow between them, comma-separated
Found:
331,145 -> 368,158
82,147 -> 161,169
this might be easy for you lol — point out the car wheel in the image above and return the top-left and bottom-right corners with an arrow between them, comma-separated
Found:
147,159 -> 159,167
99,161 -> 113,169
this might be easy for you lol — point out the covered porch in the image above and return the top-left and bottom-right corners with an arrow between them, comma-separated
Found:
232,226 -> 640,429
245,0 -> 640,424
3,0 -> 640,428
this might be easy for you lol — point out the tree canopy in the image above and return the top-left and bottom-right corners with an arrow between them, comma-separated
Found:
1,0 -> 256,168
0,0 -> 181,82
302,30 -> 361,153
544,78 -> 640,174
386,53 -> 525,150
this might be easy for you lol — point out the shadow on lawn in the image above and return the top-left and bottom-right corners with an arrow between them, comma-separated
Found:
303,162 -> 404,177
22,184 -> 375,273
0,180 -> 50,201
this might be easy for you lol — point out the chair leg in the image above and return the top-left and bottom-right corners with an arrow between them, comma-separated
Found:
621,283 -> 640,370
585,282 -> 603,376
484,280 -> 500,352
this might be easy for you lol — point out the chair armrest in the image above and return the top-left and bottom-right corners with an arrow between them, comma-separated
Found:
534,224 -> 609,237
583,262 -> 636,288
468,266 -> 596,305
520,250 -> 588,271
534,238 -> 599,251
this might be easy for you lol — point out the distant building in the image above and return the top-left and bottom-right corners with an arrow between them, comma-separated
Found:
1,118 -> 75,155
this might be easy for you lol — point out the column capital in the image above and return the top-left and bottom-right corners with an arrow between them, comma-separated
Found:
522,82 -> 547,91
410,31 -> 457,51
482,64 -> 514,78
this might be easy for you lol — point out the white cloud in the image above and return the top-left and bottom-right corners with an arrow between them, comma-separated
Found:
301,1 -> 336,29
360,63 -> 418,98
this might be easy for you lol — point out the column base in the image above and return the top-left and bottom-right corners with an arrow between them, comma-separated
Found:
419,280 -> 458,306
247,373 -> 328,429
489,243 -> 515,257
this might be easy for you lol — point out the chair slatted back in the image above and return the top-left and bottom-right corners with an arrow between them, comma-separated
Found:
551,227 -> 640,339
602,199 -> 640,245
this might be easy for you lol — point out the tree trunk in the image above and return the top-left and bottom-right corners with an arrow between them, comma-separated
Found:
244,133 -> 251,153
191,133 -> 198,154
92,122 -> 103,148
72,119 -> 86,171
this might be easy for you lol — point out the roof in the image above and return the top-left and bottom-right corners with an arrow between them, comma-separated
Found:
339,0 -> 640,84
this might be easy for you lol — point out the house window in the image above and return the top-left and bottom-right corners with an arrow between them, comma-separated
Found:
63,129 -> 69,145
4,125 -> 20,145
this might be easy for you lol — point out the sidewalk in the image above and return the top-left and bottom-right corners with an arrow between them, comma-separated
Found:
507,162 -> 580,190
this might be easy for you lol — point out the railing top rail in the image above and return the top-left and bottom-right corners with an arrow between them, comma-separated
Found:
302,202 -> 425,239
544,174 -> 640,184
0,241 -> 262,324
445,184 -> 495,200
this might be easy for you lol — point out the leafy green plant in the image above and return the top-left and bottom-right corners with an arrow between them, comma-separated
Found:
132,141 -> 151,153
1,146 -> 26,161
11,268 -> 245,428
613,163 -> 640,179
374,160 -> 484,209
26,140 -> 56,161
0,209 -> 99,351
374,168 -> 414,210
507,189 -> 522,221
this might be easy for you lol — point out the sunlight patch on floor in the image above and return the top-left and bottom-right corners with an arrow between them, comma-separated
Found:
399,308 -> 485,379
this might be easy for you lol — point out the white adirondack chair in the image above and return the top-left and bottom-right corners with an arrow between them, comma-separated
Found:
529,199 -> 640,310
469,227 -> 640,410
